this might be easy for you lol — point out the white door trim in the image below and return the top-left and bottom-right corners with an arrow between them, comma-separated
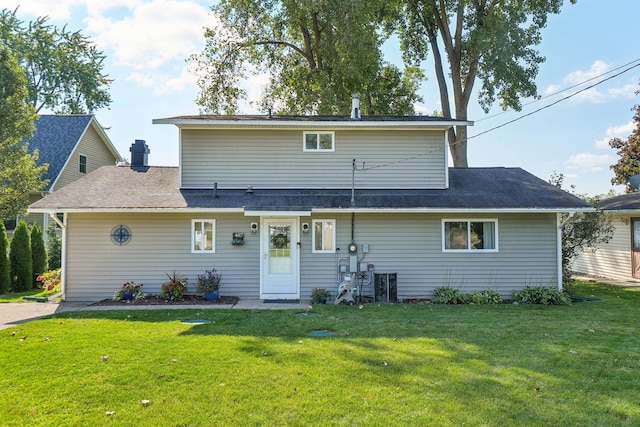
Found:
259,217 -> 300,299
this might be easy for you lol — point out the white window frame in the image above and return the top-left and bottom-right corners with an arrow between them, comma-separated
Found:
191,219 -> 216,253
442,219 -> 498,253
312,219 -> 336,253
79,154 -> 87,174
303,131 -> 335,152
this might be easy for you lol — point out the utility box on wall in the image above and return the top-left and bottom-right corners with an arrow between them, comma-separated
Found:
374,272 -> 397,303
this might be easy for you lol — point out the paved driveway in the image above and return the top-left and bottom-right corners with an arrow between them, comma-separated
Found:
0,303 -> 69,331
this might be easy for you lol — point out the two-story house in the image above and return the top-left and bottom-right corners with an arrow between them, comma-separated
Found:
12,115 -> 121,234
28,110 -> 591,302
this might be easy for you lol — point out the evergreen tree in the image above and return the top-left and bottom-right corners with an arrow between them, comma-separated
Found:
30,224 -> 47,286
46,223 -> 61,270
9,220 -> 31,291
0,222 -> 10,293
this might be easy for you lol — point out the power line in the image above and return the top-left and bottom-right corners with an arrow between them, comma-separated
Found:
362,60 -> 640,172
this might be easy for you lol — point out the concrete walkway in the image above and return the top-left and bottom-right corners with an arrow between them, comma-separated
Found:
0,299 -> 311,331
573,275 -> 640,291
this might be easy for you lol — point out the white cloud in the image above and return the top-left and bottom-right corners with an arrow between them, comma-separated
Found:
594,121 -> 635,149
86,1 -> 215,70
566,152 -> 615,172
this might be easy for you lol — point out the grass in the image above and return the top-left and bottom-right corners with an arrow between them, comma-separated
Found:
0,285 -> 61,303
1,281 -> 639,426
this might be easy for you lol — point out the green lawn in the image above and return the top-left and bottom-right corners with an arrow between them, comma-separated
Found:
1,281 -> 639,426
0,286 -> 61,303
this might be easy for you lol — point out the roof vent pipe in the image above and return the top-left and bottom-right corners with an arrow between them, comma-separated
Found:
351,94 -> 360,119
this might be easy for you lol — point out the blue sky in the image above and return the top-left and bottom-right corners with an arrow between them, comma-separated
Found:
6,0 -> 640,196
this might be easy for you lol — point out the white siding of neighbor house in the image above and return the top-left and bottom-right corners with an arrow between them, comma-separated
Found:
54,123 -> 118,191
572,214 -> 632,280
180,129 -> 447,189
64,211 -> 559,302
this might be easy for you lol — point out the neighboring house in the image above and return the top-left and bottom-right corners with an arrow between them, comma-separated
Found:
12,115 -> 121,233
29,110 -> 591,302
572,193 -> 640,282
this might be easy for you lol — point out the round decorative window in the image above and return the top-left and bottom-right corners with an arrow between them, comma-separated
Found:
110,225 -> 132,246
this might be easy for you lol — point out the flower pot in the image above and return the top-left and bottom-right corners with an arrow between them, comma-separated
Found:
205,290 -> 220,301
122,291 -> 134,301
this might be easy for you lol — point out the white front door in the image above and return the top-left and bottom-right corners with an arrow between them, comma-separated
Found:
261,218 -> 300,299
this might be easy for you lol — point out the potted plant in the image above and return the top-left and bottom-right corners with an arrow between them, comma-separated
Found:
311,288 -> 333,304
161,272 -> 188,301
196,268 -> 222,301
113,281 -> 144,302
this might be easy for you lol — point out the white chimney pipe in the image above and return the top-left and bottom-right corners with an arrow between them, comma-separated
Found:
351,94 -> 360,119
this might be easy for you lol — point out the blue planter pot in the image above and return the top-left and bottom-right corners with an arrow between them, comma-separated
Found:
122,291 -> 134,301
205,290 -> 220,301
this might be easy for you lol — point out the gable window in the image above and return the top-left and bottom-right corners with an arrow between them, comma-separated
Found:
79,154 -> 87,174
303,131 -> 334,152
312,219 -> 336,253
192,219 -> 216,253
442,219 -> 498,252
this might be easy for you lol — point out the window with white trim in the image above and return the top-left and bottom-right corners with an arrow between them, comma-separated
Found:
303,131 -> 334,152
192,219 -> 216,253
79,154 -> 87,174
442,219 -> 498,252
312,219 -> 336,253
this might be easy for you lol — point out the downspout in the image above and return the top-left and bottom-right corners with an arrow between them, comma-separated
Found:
556,212 -> 576,291
47,211 -> 66,301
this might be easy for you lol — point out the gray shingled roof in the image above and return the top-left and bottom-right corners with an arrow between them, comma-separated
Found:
155,114 -> 468,123
27,115 -> 94,191
28,166 -> 591,212
597,193 -> 640,211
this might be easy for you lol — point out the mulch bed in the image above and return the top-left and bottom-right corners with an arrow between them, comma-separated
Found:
89,295 -> 240,306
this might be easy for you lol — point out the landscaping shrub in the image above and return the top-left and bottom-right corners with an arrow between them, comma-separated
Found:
0,223 -> 9,293
161,272 -> 188,301
30,224 -> 47,286
9,221 -> 31,292
471,289 -> 503,304
46,223 -> 61,270
433,286 -> 472,304
513,285 -> 571,305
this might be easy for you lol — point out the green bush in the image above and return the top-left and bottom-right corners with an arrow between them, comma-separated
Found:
0,223 -> 10,293
433,286 -> 472,304
9,221 -> 32,292
31,224 -> 47,286
471,290 -> 503,304
513,285 -> 571,305
46,223 -> 61,270
161,272 -> 188,301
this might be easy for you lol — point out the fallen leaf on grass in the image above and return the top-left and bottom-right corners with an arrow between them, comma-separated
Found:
101,355 -> 109,361
105,411 -> 115,416
569,350 -> 577,354
141,400 -> 150,405
18,336 -> 27,341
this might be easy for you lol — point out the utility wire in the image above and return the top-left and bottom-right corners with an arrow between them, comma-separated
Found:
362,60 -> 640,172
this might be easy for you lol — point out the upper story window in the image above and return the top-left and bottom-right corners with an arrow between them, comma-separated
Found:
79,154 -> 87,174
442,219 -> 498,252
192,219 -> 216,253
303,131 -> 335,152
312,219 -> 336,253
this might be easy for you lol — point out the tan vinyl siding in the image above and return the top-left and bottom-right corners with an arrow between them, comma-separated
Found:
572,215 -> 631,280
64,212 -> 559,301
64,212 -> 260,301
300,213 -> 559,300
181,129 -> 446,189
54,124 -> 118,190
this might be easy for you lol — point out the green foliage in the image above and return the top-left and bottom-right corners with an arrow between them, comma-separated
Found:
36,268 -> 60,291
433,286 -> 472,304
112,281 -> 145,302
311,287 -> 333,304
30,224 -> 46,285
161,272 -> 188,301
550,172 -> 615,279
396,0 -> 576,167
46,223 -> 61,269
191,0 -> 423,115
0,222 -> 9,293
0,8 -> 112,113
471,289 -> 503,304
609,103 -> 640,192
9,220 -> 31,291
513,285 -> 571,305
195,268 -> 221,294
0,45 -> 47,221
